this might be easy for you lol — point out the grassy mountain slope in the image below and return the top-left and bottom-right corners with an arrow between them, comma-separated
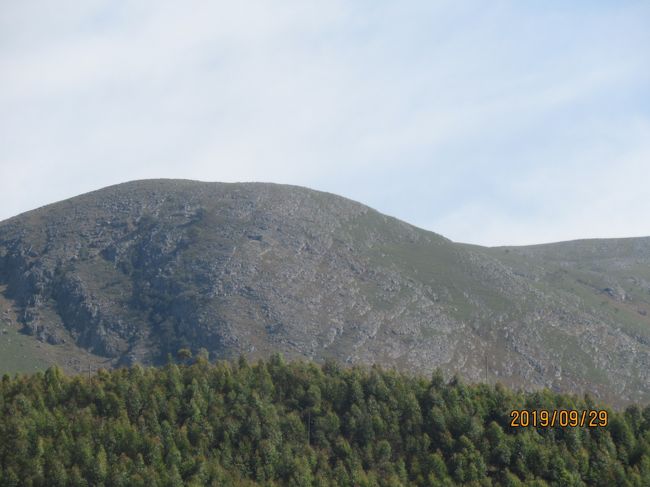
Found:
0,179 -> 648,405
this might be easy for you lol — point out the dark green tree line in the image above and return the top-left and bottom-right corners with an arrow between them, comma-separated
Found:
0,356 -> 649,486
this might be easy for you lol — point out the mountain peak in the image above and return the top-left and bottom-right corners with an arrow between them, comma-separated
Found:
1,180 -> 649,405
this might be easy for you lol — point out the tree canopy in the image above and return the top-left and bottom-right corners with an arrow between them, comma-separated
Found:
1,357 -> 649,486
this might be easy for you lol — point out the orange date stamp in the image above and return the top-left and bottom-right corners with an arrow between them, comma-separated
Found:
510,409 -> 608,428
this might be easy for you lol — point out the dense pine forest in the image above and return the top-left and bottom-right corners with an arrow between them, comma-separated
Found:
1,355 -> 650,486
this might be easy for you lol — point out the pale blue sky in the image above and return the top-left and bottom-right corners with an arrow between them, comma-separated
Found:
1,1 -> 649,245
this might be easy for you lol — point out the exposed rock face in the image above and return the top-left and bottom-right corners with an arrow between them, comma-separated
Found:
1,179 -> 650,405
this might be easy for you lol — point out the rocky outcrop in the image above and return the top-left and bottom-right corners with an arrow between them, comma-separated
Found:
1,179 -> 650,406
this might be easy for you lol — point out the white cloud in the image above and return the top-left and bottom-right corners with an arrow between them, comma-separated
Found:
1,1 -> 648,245
431,119 -> 650,246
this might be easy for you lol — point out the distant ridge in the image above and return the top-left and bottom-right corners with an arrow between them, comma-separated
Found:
1,179 -> 649,405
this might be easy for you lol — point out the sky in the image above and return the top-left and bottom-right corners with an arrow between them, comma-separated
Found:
1,1 -> 649,246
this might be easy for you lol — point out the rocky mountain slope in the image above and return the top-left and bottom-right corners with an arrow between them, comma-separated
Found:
0,179 -> 649,405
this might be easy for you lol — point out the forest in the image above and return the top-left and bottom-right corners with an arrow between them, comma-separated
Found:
1,355 -> 649,486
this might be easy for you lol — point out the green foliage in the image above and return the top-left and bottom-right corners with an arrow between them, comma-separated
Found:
176,348 -> 192,363
0,360 -> 649,486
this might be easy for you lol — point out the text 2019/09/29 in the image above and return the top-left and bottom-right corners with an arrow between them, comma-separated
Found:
510,409 -> 608,428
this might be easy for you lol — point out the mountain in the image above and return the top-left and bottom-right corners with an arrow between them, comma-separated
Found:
0,179 -> 649,405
